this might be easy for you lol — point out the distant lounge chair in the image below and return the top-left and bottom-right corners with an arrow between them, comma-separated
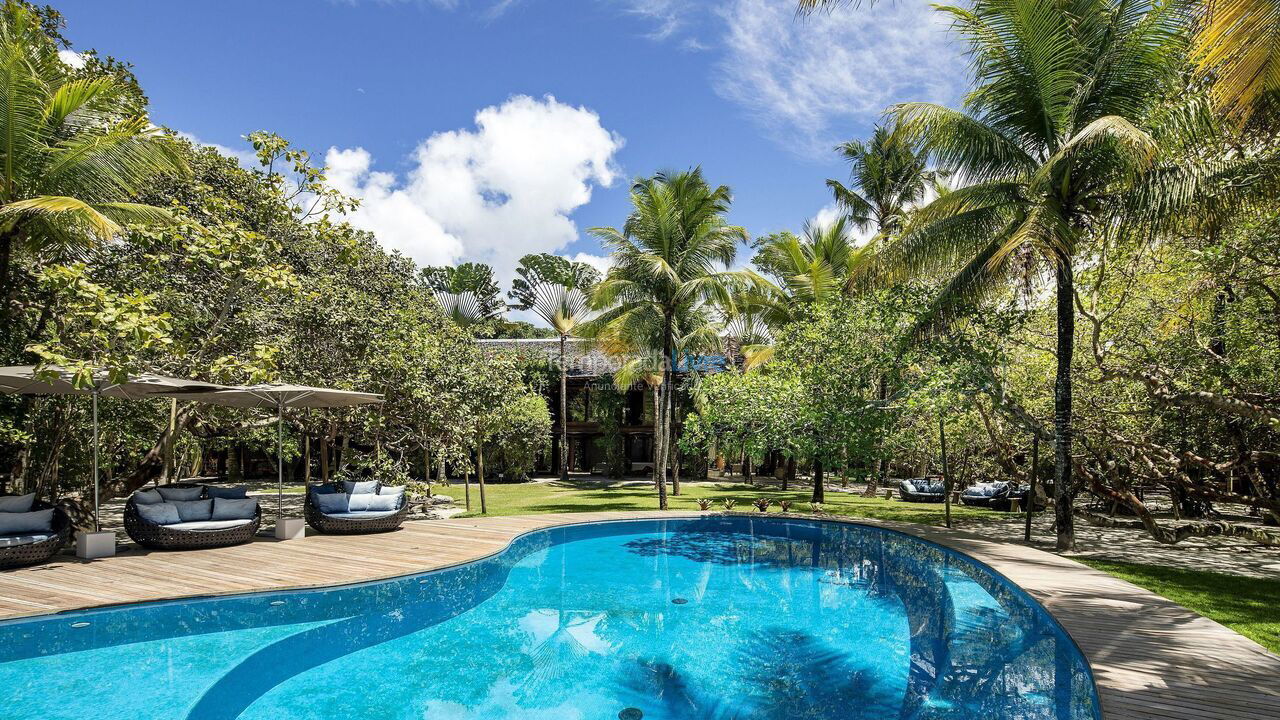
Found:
0,494 -> 71,569
960,481 -> 1012,508
305,481 -> 408,535
898,478 -> 946,503
124,483 -> 261,550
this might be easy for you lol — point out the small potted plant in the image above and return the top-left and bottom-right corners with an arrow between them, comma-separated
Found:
753,498 -> 772,512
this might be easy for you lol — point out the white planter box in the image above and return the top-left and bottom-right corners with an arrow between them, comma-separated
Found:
75,530 -> 116,559
274,517 -> 305,540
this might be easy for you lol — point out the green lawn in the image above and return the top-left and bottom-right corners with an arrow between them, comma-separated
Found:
443,478 -> 997,526
1076,558 -> 1280,655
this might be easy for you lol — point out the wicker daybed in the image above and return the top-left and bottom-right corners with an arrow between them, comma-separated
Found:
0,497 -> 72,569
898,477 -> 946,503
124,483 -> 261,550
305,484 -> 409,535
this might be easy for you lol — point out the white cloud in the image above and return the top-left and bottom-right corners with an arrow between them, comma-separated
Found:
566,251 -> 612,277
713,0 -> 964,157
57,49 -> 85,69
175,131 -> 259,168
326,94 -> 624,279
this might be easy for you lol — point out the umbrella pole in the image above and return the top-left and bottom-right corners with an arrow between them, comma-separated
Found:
92,389 -> 100,532
277,401 -> 284,518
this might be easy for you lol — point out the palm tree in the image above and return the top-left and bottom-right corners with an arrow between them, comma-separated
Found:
421,262 -> 505,329
0,2 -> 186,314
873,0 -> 1185,550
1192,0 -> 1280,123
587,169 -> 748,509
827,122 -> 938,240
508,253 -> 601,481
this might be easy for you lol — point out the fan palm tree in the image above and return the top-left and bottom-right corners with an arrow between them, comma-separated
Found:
508,253 -> 601,481
587,168 -> 748,509
0,2 -> 186,315
871,0 -> 1186,550
421,262 -> 505,329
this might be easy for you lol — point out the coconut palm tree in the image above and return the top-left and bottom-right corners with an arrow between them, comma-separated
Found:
0,2 -> 186,315
508,253 -> 601,481
587,169 -> 748,509
1191,0 -> 1280,123
827,122 -> 938,240
421,262 -> 505,329
871,0 -> 1186,550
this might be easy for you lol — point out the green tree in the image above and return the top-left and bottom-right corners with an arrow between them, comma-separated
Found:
0,1 -> 185,317
874,0 -> 1186,549
588,168 -> 748,509
508,252 -> 601,481
827,121 -> 937,239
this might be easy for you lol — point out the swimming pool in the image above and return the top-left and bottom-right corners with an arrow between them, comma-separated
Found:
0,516 -> 1100,719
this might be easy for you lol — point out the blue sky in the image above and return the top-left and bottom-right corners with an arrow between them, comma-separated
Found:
57,0 -> 964,284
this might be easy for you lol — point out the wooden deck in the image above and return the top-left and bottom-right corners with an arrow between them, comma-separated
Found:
1,511 -> 1277,720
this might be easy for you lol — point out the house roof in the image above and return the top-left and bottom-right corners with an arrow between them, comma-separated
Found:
477,338 -> 741,378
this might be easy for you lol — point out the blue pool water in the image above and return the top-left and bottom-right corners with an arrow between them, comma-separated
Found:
0,517 -> 1100,719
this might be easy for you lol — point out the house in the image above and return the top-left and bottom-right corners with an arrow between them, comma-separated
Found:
477,338 -> 738,475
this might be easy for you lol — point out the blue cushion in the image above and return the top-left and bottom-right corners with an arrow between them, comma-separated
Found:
136,502 -> 181,525
133,489 -> 164,505
205,485 -> 248,499
0,533 -> 53,548
0,509 -> 53,534
0,493 -> 36,513
171,499 -> 213,522
323,511 -> 399,521
342,480 -> 379,495
349,493 -> 400,512
157,486 -> 203,502
314,492 -> 349,514
309,484 -> 338,495
212,497 -> 258,520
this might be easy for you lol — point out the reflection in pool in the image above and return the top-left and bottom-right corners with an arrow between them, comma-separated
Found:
0,516 -> 1100,719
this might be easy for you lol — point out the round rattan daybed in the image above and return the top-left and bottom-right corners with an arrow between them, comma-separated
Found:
123,483 -> 261,550
305,488 -> 409,535
0,498 -> 72,569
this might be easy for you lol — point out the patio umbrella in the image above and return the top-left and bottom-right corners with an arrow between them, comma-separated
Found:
0,366 -> 230,531
167,384 -> 384,516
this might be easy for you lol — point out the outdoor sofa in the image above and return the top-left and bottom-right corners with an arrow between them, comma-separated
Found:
959,481 -> 1041,511
124,483 -> 261,550
0,493 -> 71,569
898,477 -> 947,503
305,480 -> 408,535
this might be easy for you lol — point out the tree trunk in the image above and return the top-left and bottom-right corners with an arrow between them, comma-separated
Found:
655,314 -> 672,510
161,399 -> 178,483
477,433 -> 488,514
671,445 -> 681,496
559,334 -> 569,481
303,434 -> 311,484
1053,260 -> 1076,551
423,442 -> 432,498
811,458 -> 825,503
941,415 -> 952,529
744,454 -> 753,484
786,456 -> 796,491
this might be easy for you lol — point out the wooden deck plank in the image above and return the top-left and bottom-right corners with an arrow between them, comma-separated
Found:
0,510 -> 1276,720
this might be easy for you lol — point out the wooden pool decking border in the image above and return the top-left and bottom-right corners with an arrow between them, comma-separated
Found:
0,510 -> 1276,720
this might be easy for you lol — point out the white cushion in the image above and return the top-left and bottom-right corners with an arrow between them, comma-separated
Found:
0,533 -> 52,548
212,497 -> 258,520
157,486 -> 203,502
377,485 -> 405,497
323,511 -> 398,521
348,493 -> 400,512
133,489 -> 164,505
0,493 -> 36,512
171,499 -> 213,522
0,508 -> 53,534
165,520 -> 253,531
342,480 -> 379,495
136,502 -> 181,525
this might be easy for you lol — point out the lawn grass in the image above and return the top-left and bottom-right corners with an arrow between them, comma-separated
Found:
443,478 -> 997,526
1075,557 -> 1280,655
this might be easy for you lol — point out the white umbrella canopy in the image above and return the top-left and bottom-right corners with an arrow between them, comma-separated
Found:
0,366 -> 232,531
166,384 -> 384,518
